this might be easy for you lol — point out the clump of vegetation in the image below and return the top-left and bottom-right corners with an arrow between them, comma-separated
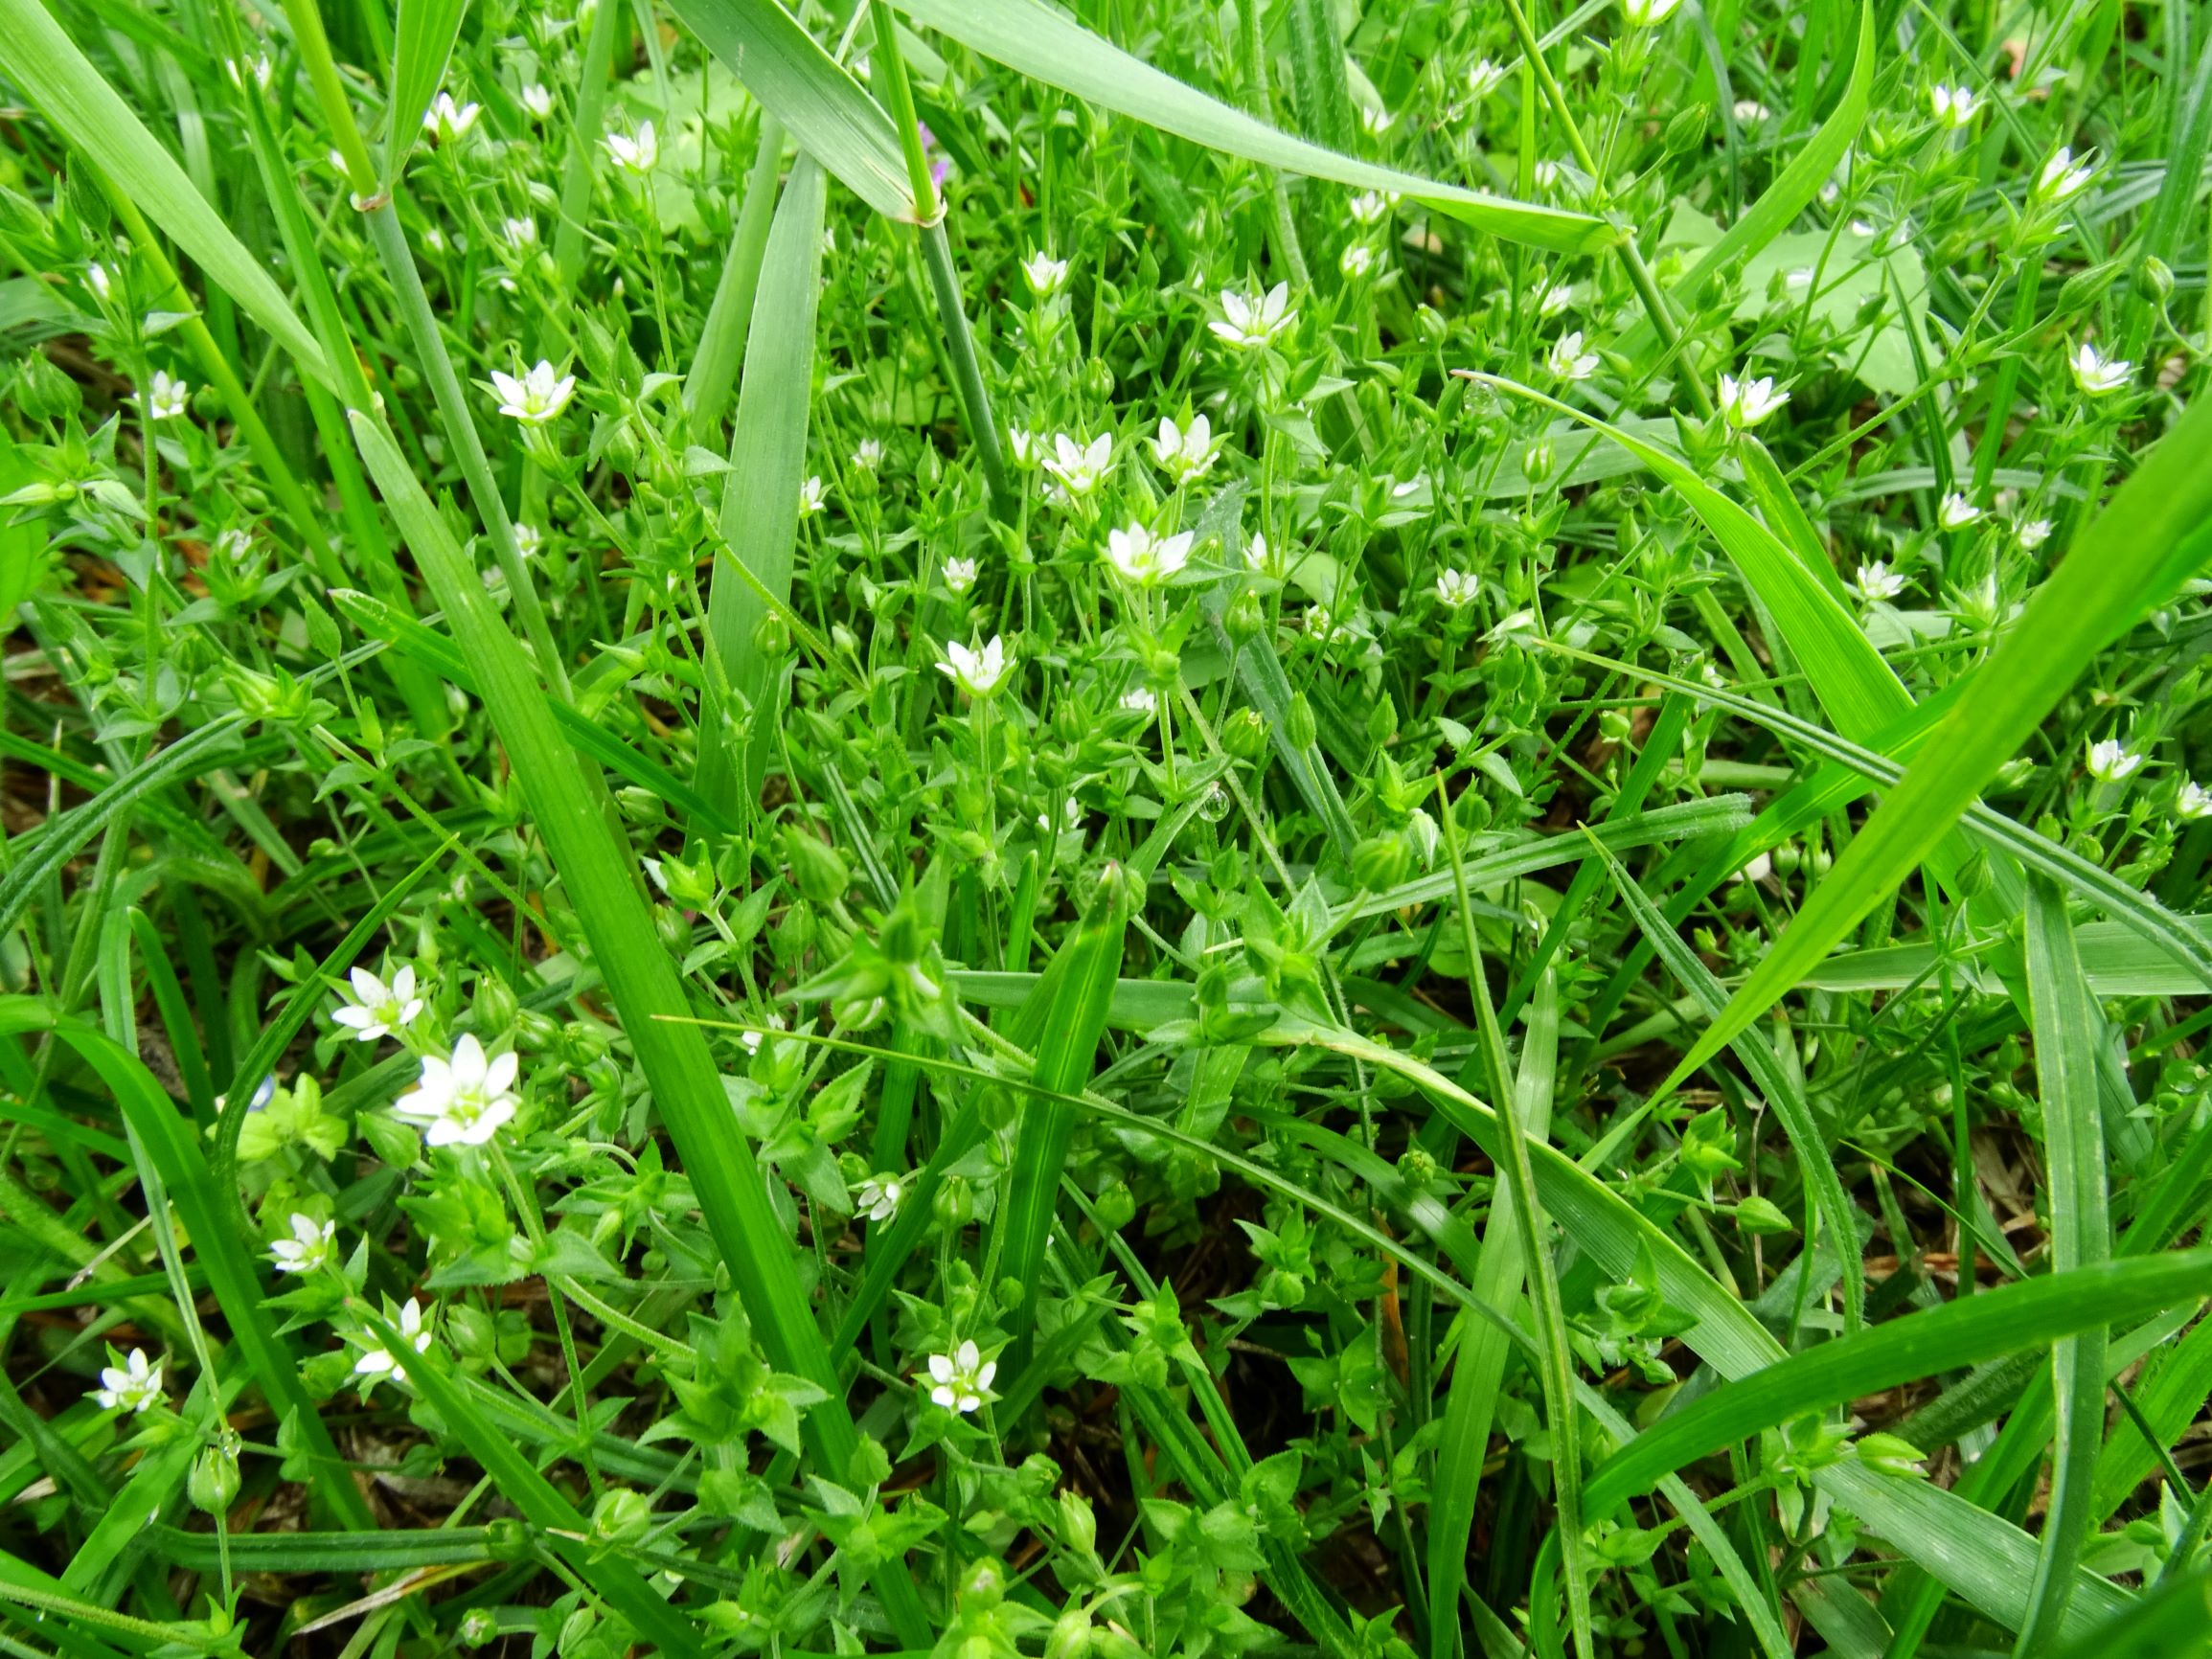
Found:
0,0 -> 2208,1655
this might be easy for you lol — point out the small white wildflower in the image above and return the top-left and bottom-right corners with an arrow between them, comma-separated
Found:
852,438 -> 884,471
270,1213 -> 336,1275
1435,569 -> 1480,608
2176,780 -> 2212,821
1732,99 -> 1771,123
2037,148 -> 2095,204
85,261 -> 111,302
501,216 -> 538,252
943,556 -> 978,595
739,1012 -> 787,1056
1105,522 -> 1195,586
1938,492 -> 1982,530
140,370 -> 190,422
1547,330 -> 1599,381
93,1349 -> 163,1414
1531,278 -> 1573,317
1853,561 -> 1907,602
1339,243 -> 1377,279
354,1299 -> 432,1389
856,1173 -> 906,1223
938,636 -> 1012,698
2069,341 -> 2132,397
1348,192 -> 1389,227
1467,59 -> 1507,101
1717,374 -> 1788,429
1007,428 -> 1041,467
331,964 -> 423,1042
1623,0 -> 1684,25
422,92 -> 480,143
1490,608 -> 1539,643
1307,603 -> 1357,642
490,360 -> 576,423
2087,738 -> 2144,783
924,1339 -> 996,1415
604,121 -> 658,175
797,475 -> 826,517
1208,283 -> 1296,350
1042,432 -> 1112,497
514,522 -> 543,558
395,1034 -> 520,1148
1021,252 -> 1069,297
1359,106 -> 1396,136
2016,517 -> 2054,550
1120,687 -> 1158,716
1244,532 -> 1280,575
1151,414 -> 1218,482
520,83 -> 555,121
1928,84 -> 1982,127
227,54 -> 273,92
216,1077 -> 276,1116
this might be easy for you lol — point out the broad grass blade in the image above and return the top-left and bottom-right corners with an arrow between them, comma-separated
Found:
385,0 -> 471,186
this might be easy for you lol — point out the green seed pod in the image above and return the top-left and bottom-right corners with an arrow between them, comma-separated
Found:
1351,832 -> 1409,892
189,1435 -> 241,1516
1285,692 -> 1318,752
1221,707 -> 1269,761
752,610 -> 790,657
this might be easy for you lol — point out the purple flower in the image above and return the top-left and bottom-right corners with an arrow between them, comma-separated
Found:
917,123 -> 952,191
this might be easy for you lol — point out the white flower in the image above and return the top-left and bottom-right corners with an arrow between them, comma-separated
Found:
354,1299 -> 432,1389
270,1213 -> 336,1274
1717,374 -> 1788,429
924,1338 -> 996,1415
1435,569 -> 1480,608
1151,414 -> 1218,482
739,1012 -> 786,1055
226,54 -> 273,92
1732,100 -> 1771,123
1853,561 -> 1906,602
856,1173 -> 906,1223
514,522 -> 543,558
852,438 -> 884,471
1928,84 -> 1982,127
501,216 -> 538,252
93,1349 -> 163,1414
604,121 -> 658,174
2177,781 -> 2212,821
216,1076 -> 276,1116
2037,148 -> 2095,204
1339,243 -> 1377,279
1622,0 -> 1684,25
1037,798 -> 1082,832
1358,106 -> 1395,136
1105,523 -> 1195,586
1547,330 -> 1599,381
85,261 -> 111,302
1467,58 -> 1506,101
938,635 -> 1012,698
490,360 -> 576,424
1244,532 -> 1280,575
395,1034 -> 520,1148
1938,492 -> 1982,530
1042,432 -> 1112,497
422,92 -> 480,143
798,475 -> 826,516
1208,283 -> 1296,350
2069,341 -> 2132,397
331,964 -> 423,1042
2087,738 -> 2144,783
1120,687 -> 1158,715
1008,428 -> 1042,467
520,83 -> 555,121
140,370 -> 190,422
943,556 -> 978,595
1531,278 -> 1573,317
1021,251 -> 1069,297
1306,604 -> 1356,642
1490,608 -> 1539,643
1348,191 -> 1389,226
2016,517 -> 2053,550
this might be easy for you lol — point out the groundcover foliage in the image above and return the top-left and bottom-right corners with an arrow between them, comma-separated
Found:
0,0 -> 2211,1653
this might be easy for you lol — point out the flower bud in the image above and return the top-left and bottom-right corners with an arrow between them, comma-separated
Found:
1856,1433 -> 1927,1478
1285,692 -> 1317,752
459,1609 -> 500,1647
1221,707 -> 1269,761
1059,1489 -> 1099,1556
1046,1610 -> 1094,1659
189,1435 -> 241,1515
1224,589 -> 1266,644
591,1487 -> 653,1546
1093,1180 -> 1136,1232
1351,832 -> 1409,892
752,611 -> 790,657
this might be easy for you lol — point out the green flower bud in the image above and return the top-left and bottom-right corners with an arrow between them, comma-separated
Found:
1224,589 -> 1266,644
780,825 -> 850,906
752,611 -> 790,657
590,1487 -> 654,1546
1856,1433 -> 1927,1478
1046,1609 -> 1094,1659
188,1434 -> 241,1516
1093,1180 -> 1137,1233
459,1609 -> 501,1647
1285,693 -> 1317,752
1221,707 -> 1269,761
1732,1194 -> 1794,1236
1351,832 -> 1409,892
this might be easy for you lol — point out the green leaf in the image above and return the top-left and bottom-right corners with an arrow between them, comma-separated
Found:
385,0 -> 471,185
897,0 -> 1615,254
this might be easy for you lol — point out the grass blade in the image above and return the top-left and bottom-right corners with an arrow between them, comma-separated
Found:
384,0 -> 471,187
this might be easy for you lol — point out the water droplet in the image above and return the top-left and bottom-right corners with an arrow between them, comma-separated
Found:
1199,783 -> 1232,823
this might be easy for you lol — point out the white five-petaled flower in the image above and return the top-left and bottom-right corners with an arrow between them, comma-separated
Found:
1244,532 -> 1280,575
354,1299 -> 432,1389
1733,100 -> 1772,124
1853,561 -> 1907,602
514,522 -> 543,558
2177,781 -> 2212,821
2087,738 -> 2144,783
521,82 -> 555,121
1548,330 -> 1599,382
1358,106 -> 1395,137
501,216 -> 538,252
227,54 -> 273,92
1007,428 -> 1041,467
1021,251 -> 1069,297
85,261 -> 111,302
2016,517 -> 2054,550
1151,415 -> 1218,482
856,1173 -> 906,1223
270,1212 -> 336,1274
1042,432 -> 1112,498
93,1349 -> 163,1414
1928,84 -> 1982,127
739,1011 -> 787,1056
1531,277 -> 1573,317
1339,244 -> 1377,279
604,121 -> 658,175
938,636 -> 1012,698
943,556 -> 978,595
331,964 -> 423,1042
1105,523 -> 1195,586
852,438 -> 884,471
1622,0 -> 1684,25
141,371 -> 190,422
1435,569 -> 1480,608
797,475 -> 826,516
2038,147 -> 2094,204
395,1034 -> 519,1148
1938,492 -> 1982,530
1717,374 -> 1788,430
1348,191 -> 1389,227
1467,59 -> 1506,101
422,92 -> 479,143
1208,283 -> 1296,350
2069,341 -> 2132,397
1306,603 -> 1356,642
1120,687 -> 1158,715
490,360 -> 576,424
924,1339 -> 996,1415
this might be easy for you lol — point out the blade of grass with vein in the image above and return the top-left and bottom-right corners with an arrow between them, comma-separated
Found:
2046,1569 -> 2212,1659
1585,830 -> 1864,1331
683,114 -> 787,440
384,0 -> 471,187
1658,388 -> 2212,1097
896,0 -> 1615,253
2014,875 -> 2114,1657
696,156 -> 826,817
344,413 -> 937,1647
